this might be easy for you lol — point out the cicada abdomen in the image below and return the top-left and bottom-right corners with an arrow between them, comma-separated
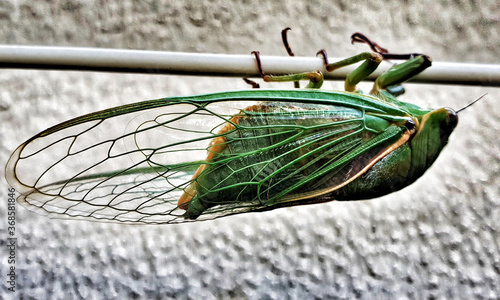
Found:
178,99 -> 405,219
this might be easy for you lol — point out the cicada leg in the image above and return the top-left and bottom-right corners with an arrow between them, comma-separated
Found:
244,27 -> 305,89
370,54 -> 431,94
317,49 -> 383,93
243,27 -> 303,89
281,27 -> 301,89
320,33 -> 432,94
251,50 -> 324,89
242,78 -> 260,89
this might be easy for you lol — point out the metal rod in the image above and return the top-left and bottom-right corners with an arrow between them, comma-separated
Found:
0,45 -> 499,86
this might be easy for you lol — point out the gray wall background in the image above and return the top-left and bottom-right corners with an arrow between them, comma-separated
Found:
1,0 -> 499,299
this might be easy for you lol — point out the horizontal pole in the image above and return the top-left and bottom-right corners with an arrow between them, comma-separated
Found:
0,45 -> 499,86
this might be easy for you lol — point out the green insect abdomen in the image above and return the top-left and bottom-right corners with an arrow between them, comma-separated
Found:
185,102 -> 375,219
334,143 -> 413,200
198,118 -> 305,202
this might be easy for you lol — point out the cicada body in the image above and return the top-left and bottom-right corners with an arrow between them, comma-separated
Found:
5,88 -> 457,224
5,32 -> 461,224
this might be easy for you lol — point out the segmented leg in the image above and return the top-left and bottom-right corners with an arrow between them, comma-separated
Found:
350,33 -> 432,92
252,51 -> 324,89
281,27 -> 295,57
318,33 -> 431,94
317,50 -> 383,92
350,33 -> 425,60
371,55 -> 431,93
281,27 -> 301,89
243,27 -> 302,89
243,78 -> 260,88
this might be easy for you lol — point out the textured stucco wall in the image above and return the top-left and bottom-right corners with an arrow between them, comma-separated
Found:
1,1 -> 499,299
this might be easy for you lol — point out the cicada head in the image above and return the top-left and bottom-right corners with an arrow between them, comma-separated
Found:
410,107 -> 458,176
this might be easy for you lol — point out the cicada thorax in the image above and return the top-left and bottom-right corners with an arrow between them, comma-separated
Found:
179,101 -> 408,219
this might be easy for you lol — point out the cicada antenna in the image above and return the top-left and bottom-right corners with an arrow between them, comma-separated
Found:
456,94 -> 487,113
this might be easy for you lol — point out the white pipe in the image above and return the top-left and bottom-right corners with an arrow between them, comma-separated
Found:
0,45 -> 499,86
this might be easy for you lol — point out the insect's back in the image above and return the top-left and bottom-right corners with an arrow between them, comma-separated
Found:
186,101 -> 381,218
7,89 -> 453,224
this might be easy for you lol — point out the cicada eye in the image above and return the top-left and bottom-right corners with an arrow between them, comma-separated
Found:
405,119 -> 416,131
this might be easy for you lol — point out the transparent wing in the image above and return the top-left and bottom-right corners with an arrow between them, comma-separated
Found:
183,102 -> 408,220
6,97 -> 257,224
6,90 -> 407,224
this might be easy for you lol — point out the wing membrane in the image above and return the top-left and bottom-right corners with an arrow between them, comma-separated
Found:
6,90 -> 407,223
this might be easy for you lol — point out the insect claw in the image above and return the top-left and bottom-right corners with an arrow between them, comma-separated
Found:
281,27 -> 295,57
251,51 -> 267,78
243,78 -> 260,88
316,49 -> 329,66
350,32 -> 389,54
350,32 -> 430,61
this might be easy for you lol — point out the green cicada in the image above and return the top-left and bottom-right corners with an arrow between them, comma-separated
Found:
5,31 -> 460,224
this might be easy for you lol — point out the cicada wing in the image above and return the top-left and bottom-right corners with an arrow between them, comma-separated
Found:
259,124 -> 410,206
6,98 -> 255,224
189,122 -> 409,218
171,100 -> 411,219
6,90 -> 411,223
